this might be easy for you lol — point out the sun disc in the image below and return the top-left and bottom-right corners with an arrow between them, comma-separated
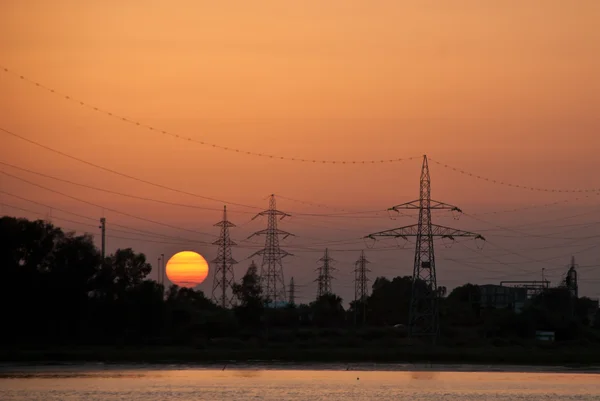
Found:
165,251 -> 209,288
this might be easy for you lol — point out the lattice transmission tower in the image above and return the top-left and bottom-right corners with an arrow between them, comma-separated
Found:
366,155 -> 485,341
561,256 -> 579,298
248,194 -> 293,307
354,250 -> 371,324
212,206 -> 237,308
315,248 -> 336,298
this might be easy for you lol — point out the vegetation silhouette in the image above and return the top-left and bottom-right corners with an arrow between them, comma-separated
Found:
1,216 -> 599,364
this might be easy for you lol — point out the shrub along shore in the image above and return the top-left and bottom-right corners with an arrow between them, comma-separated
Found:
2,344 -> 600,367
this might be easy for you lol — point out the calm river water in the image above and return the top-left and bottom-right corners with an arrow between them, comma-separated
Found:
0,364 -> 599,400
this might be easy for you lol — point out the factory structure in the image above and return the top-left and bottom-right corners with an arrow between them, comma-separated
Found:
478,256 -> 598,326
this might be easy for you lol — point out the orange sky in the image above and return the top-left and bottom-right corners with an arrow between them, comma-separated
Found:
1,1 -> 599,303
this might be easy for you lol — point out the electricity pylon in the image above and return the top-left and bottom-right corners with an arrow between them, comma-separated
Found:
354,250 -> 370,324
366,155 -> 485,342
212,206 -> 237,308
316,248 -> 335,298
562,256 -> 579,298
248,194 -> 293,307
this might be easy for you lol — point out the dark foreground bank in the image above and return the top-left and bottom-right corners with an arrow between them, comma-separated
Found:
2,346 -> 600,367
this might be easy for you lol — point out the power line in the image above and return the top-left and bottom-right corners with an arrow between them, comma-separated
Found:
0,129 -> 395,220
1,67 -> 419,165
0,160 -> 256,214
0,169 -> 216,241
1,203 -> 205,247
469,197 -> 593,217
430,158 -> 600,194
0,127 -> 261,210
0,194 -> 209,243
275,194 -> 384,216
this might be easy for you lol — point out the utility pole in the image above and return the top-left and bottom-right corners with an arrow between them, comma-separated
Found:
366,155 -> 485,342
99,217 -> 106,260
212,206 -> 237,308
316,248 -> 335,299
248,195 -> 293,308
354,250 -> 371,325
157,255 -> 162,284
160,253 -> 165,286
289,277 -> 296,305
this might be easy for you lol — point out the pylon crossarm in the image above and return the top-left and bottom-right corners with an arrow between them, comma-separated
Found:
212,238 -> 237,246
253,209 -> 291,218
247,229 -> 294,239
250,249 -> 292,258
211,256 -> 238,264
366,224 -> 419,239
366,224 -> 484,241
388,200 -> 420,210
388,199 -> 461,212
214,220 -> 236,228
430,224 -> 485,240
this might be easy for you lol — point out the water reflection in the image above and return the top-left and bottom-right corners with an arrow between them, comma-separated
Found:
0,366 -> 598,401
410,371 -> 440,381
231,369 -> 261,378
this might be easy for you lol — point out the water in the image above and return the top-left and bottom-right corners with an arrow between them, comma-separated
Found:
0,364 -> 599,400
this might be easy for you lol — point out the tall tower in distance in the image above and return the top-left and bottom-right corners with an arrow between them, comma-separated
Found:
354,250 -> 370,324
211,206 -> 237,308
565,256 -> 579,298
316,248 -> 335,298
367,155 -> 485,342
248,195 -> 293,307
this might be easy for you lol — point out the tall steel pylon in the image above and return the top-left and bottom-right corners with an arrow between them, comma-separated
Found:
366,155 -> 485,341
248,195 -> 293,307
315,248 -> 335,298
212,206 -> 237,308
354,250 -> 371,324
562,256 -> 579,298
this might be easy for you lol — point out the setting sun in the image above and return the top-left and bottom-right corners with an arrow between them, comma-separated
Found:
165,251 -> 209,288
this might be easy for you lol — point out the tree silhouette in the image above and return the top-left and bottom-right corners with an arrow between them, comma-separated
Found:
1,216 -> 599,352
232,263 -> 264,327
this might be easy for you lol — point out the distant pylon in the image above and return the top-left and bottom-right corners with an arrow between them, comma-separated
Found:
248,195 -> 293,307
563,256 -> 579,298
366,155 -> 485,342
315,248 -> 336,298
212,206 -> 237,308
289,277 -> 296,305
354,250 -> 371,324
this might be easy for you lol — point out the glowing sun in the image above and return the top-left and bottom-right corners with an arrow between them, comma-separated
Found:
166,251 -> 209,288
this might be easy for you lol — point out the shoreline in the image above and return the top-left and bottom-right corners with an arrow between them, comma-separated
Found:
2,346 -> 600,369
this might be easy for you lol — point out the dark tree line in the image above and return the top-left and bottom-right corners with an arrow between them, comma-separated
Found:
1,217 -> 599,348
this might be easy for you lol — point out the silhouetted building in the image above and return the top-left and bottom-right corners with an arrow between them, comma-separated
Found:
480,284 -> 528,313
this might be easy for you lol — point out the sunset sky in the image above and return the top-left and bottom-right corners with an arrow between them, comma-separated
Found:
1,1 -> 599,303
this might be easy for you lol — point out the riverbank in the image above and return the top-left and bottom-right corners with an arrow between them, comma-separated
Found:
2,346 -> 600,367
